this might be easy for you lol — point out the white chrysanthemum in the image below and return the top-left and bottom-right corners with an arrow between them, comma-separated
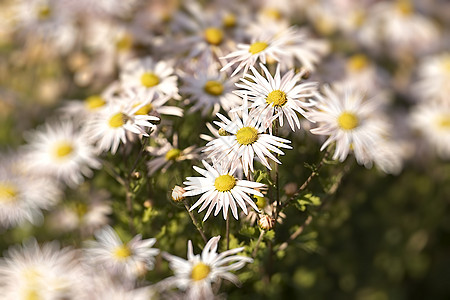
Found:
183,160 -> 264,221
84,226 -> 159,280
120,89 -> 183,118
161,236 -> 252,300
180,59 -> 242,116
0,239 -> 85,300
121,56 -> 180,99
85,102 -> 159,154
236,63 -> 317,131
61,82 -> 121,121
147,138 -> 199,175
63,0 -> 139,17
410,103 -> 450,159
220,31 -> 289,76
23,121 -> 101,188
308,84 -> 389,167
0,164 -> 61,228
204,98 -> 292,176
414,53 -> 450,103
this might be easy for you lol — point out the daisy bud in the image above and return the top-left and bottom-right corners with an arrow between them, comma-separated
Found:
284,182 -> 298,196
300,68 -> 311,79
259,215 -> 275,231
144,200 -> 152,208
218,128 -> 228,136
131,171 -> 141,180
172,185 -> 186,202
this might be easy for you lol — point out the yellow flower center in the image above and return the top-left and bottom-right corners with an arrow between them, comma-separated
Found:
347,54 -> 369,72
396,0 -> 413,15
249,42 -> 268,55
165,148 -> 181,161
191,262 -> 211,281
437,114 -> 450,129
0,183 -> 18,202
134,103 -> 153,115
75,203 -> 88,218
204,27 -> 224,46
262,8 -> 282,20
85,95 -> 106,110
140,73 -> 160,88
53,141 -> 74,159
236,126 -> 259,145
214,174 -> 236,192
223,14 -> 236,28
116,34 -> 133,51
108,112 -> 126,128
25,289 -> 41,300
113,244 -> 131,260
37,6 -> 51,20
266,90 -> 287,107
203,80 -> 224,96
338,112 -> 359,130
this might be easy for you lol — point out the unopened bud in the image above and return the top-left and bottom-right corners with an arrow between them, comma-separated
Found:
300,68 -> 311,79
172,185 -> 186,202
258,214 -> 275,230
284,182 -> 298,196
143,199 -> 152,208
218,128 -> 228,136
131,171 -> 141,180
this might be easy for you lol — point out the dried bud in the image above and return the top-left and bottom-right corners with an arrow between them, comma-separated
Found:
300,68 -> 311,79
258,214 -> 275,231
143,199 -> 152,208
284,182 -> 298,196
172,185 -> 186,202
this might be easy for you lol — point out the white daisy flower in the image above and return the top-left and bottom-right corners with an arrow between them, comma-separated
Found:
204,97 -> 292,176
83,226 -> 159,281
120,56 -> 180,100
61,82 -> 121,121
85,102 -> 159,154
23,121 -> 101,188
161,236 -> 253,300
414,53 -> 450,104
0,239 -> 85,300
121,89 -> 183,118
235,63 -> 317,131
0,164 -> 61,228
183,160 -> 265,221
146,137 -> 199,175
410,103 -> 450,159
308,84 -> 389,167
180,58 -> 241,116
220,31 -> 289,76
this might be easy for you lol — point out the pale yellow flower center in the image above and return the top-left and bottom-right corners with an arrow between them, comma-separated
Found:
443,57 -> 450,73
85,95 -> 106,110
204,27 -> 224,45
113,244 -> 131,260
53,141 -> 74,159
140,72 -> 160,88
75,203 -> 88,218
347,54 -> 369,72
262,8 -> 282,20
236,126 -> 258,145
249,42 -> 268,55
338,112 -> 359,130
203,80 -> 224,96
214,175 -> 236,192
223,14 -> 236,28
25,289 -> 41,300
437,114 -> 450,129
116,34 -> 133,51
37,6 -> 51,20
396,0 -> 413,16
0,183 -> 18,202
191,262 -> 211,281
108,112 -> 126,128
133,103 -> 153,115
266,90 -> 287,107
165,148 -> 181,161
